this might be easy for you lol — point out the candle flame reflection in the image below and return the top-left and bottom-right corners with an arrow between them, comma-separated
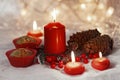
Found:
33,21 -> 37,31
99,52 -> 102,58
71,51 -> 75,63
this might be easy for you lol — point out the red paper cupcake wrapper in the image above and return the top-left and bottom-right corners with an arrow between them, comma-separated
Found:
13,37 -> 42,49
6,49 -> 37,67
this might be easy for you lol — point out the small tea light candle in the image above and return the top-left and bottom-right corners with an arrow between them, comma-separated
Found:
91,52 -> 110,71
27,21 -> 43,37
64,51 -> 85,75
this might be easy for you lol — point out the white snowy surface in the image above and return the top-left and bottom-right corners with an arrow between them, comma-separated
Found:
0,0 -> 120,80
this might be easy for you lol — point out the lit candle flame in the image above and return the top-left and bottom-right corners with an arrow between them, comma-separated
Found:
99,52 -> 102,58
51,8 -> 59,22
71,51 -> 75,63
52,8 -> 56,22
33,21 -> 37,31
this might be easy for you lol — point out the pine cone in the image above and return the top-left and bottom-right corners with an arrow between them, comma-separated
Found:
83,35 -> 113,55
67,29 -> 101,50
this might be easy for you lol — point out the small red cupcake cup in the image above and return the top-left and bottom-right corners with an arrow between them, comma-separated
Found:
6,48 -> 37,67
13,37 -> 42,49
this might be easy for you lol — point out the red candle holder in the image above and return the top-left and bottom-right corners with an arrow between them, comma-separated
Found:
64,62 -> 85,75
64,51 -> 85,75
27,31 -> 43,37
44,22 -> 66,55
91,57 -> 110,71
27,21 -> 43,37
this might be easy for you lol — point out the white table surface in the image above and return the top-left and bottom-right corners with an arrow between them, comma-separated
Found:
0,28 -> 120,80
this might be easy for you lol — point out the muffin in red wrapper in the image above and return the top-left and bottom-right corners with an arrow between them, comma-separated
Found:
6,48 -> 37,67
13,36 -> 42,49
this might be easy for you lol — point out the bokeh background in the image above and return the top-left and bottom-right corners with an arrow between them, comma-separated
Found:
0,0 -> 120,48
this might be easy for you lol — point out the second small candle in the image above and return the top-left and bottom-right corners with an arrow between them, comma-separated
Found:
91,52 -> 110,71
27,21 -> 43,37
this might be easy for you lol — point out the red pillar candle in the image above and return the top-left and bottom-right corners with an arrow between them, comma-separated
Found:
44,22 -> 66,55
44,9 -> 66,55
64,51 -> 85,75
27,21 -> 43,37
91,52 -> 110,71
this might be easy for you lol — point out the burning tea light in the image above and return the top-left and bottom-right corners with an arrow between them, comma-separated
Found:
64,51 -> 85,75
91,52 -> 110,71
27,21 -> 43,37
